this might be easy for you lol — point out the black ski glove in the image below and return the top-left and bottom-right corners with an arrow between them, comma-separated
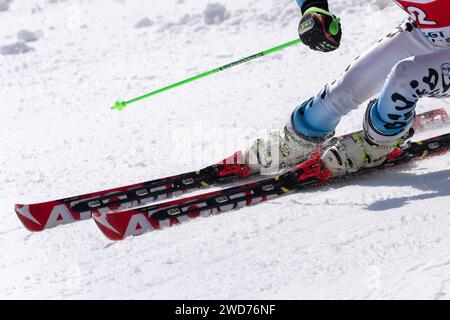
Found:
298,7 -> 342,52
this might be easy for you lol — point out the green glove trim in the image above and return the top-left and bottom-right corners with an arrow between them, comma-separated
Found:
303,7 -> 341,36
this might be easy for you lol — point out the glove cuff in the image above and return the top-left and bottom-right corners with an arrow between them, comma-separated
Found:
301,0 -> 329,14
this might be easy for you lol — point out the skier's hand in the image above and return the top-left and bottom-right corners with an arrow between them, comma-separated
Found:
298,7 -> 342,52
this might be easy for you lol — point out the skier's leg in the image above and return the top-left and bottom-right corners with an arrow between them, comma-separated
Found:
322,48 -> 450,176
368,49 -> 450,141
247,20 -> 434,174
292,20 -> 435,138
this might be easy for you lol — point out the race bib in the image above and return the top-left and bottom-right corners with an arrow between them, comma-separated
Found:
394,0 -> 450,46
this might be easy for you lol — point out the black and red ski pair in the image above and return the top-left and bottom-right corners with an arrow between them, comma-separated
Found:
15,108 -> 450,240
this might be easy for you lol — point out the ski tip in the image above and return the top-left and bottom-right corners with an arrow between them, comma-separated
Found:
14,204 -> 45,232
413,108 -> 450,132
92,213 -> 126,241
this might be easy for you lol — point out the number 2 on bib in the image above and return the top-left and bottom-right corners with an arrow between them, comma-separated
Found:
407,6 -> 437,25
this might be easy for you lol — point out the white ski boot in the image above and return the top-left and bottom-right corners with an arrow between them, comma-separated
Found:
246,120 -> 331,175
321,100 -> 414,177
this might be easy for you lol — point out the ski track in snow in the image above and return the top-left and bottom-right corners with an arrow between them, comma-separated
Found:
0,0 -> 449,299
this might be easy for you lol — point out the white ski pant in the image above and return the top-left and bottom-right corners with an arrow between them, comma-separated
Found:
292,20 -> 450,141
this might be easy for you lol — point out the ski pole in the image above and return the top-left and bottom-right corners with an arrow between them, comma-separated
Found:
112,39 -> 302,111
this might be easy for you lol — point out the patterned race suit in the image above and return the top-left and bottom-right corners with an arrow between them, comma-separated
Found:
293,0 -> 450,141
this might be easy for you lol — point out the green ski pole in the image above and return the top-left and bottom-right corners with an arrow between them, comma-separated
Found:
112,39 -> 302,111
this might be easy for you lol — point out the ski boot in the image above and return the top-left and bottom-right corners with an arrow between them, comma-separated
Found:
246,119 -> 331,175
321,100 -> 414,177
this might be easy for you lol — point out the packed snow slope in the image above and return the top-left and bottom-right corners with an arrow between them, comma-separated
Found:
1,0 -> 450,300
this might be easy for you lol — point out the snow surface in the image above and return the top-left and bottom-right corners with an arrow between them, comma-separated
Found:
1,0 -> 450,300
